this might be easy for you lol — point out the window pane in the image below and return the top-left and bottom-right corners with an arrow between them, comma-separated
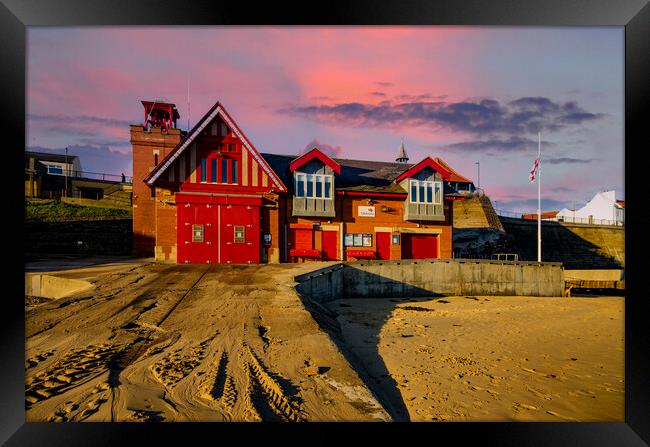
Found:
200,158 -> 207,182
419,183 -> 425,203
324,177 -> 331,198
296,174 -> 305,197
47,165 -> 63,175
234,226 -> 245,243
211,159 -> 217,182
315,175 -> 322,197
306,175 -> 314,197
232,160 -> 238,184
411,181 -> 417,201
435,182 -> 441,203
221,159 -> 228,183
192,224 -> 204,242
426,183 -> 433,203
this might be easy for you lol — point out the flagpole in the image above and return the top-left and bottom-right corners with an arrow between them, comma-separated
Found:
537,132 -> 541,263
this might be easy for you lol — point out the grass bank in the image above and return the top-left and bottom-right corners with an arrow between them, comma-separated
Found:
26,200 -> 132,222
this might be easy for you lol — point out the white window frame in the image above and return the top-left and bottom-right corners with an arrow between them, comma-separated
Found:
295,172 -> 333,200
46,164 -> 65,175
409,179 -> 442,205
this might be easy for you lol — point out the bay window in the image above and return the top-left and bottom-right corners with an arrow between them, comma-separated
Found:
409,179 -> 442,204
295,173 -> 333,199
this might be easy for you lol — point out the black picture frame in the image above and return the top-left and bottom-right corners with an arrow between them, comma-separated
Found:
3,0 -> 648,445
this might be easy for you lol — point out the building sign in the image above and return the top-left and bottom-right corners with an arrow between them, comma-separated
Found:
358,206 -> 375,217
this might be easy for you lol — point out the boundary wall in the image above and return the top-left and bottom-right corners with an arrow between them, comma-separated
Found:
295,258 -> 564,302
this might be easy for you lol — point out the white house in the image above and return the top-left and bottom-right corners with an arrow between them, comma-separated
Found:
556,190 -> 624,225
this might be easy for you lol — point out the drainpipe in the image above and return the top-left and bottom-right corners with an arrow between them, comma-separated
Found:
284,223 -> 288,263
340,221 -> 344,261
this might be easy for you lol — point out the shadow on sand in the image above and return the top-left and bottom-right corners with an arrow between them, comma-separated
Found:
295,265 -> 449,422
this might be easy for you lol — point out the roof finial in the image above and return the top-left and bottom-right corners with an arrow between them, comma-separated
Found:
396,137 -> 409,163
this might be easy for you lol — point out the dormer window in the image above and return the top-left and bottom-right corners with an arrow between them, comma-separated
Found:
409,179 -> 442,205
295,173 -> 332,199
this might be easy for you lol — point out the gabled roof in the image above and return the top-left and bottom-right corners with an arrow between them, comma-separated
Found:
144,102 -> 286,191
394,156 -> 452,183
433,157 -> 473,184
289,147 -> 341,174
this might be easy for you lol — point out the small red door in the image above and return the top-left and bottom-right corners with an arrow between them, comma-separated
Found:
376,232 -> 391,260
322,231 -> 338,261
402,234 -> 438,259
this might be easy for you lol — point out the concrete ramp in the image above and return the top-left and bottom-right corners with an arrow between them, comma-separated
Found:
25,274 -> 94,299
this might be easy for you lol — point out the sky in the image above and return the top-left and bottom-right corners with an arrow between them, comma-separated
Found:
27,26 -> 624,214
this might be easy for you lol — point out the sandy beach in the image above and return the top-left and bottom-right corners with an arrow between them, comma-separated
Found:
25,261 -> 623,422
325,294 -> 624,421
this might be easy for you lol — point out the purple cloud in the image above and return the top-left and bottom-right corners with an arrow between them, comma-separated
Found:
544,157 -> 593,165
280,96 -> 605,140
301,139 -> 343,158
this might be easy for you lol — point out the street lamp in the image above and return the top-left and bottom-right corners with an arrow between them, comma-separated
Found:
475,161 -> 480,189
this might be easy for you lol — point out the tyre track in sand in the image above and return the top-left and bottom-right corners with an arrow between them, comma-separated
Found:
107,265 -> 212,421
25,264 -> 212,422
26,263 -> 168,338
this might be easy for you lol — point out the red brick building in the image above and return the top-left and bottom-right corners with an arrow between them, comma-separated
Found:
132,100 -> 463,264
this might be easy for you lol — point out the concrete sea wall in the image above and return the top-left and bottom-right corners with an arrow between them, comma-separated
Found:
295,259 -> 564,302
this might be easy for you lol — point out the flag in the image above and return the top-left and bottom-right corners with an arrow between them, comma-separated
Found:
529,158 -> 539,183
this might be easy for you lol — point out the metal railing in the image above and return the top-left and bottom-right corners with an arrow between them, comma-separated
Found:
552,216 -> 624,227
493,209 -> 522,218
67,170 -> 132,183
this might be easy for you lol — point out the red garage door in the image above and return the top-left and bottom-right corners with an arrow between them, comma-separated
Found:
176,201 -> 260,264
402,233 -> 438,259
220,205 -> 260,264
289,229 -> 313,251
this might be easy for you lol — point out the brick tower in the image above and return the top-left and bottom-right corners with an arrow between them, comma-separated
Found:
130,100 -> 182,256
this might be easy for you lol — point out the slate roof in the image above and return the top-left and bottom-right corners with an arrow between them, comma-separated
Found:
261,153 -> 413,194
